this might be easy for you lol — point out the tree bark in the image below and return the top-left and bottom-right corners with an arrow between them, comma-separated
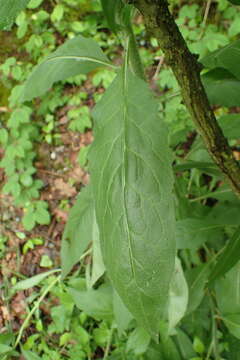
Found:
131,0 -> 240,198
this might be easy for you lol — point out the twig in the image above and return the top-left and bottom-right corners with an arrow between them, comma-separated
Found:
198,0 -> 212,40
153,55 -> 165,80
133,0 -> 240,198
37,169 -> 67,178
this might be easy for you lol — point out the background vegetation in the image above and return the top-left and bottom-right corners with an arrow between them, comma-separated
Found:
1,0 -> 240,358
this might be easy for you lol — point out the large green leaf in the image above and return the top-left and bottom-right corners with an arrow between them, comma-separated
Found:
89,67 -> 176,338
209,227 -> 240,283
201,40 -> 240,79
61,186 -> 94,278
202,68 -> 240,107
0,0 -> 30,30
22,36 -> 115,101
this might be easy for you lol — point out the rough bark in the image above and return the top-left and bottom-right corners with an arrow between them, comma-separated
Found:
131,0 -> 240,198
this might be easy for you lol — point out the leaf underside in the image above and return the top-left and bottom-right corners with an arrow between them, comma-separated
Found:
89,67 -> 176,338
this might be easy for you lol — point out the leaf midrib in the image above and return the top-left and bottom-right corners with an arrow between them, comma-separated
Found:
45,55 -> 117,69
121,65 -> 153,333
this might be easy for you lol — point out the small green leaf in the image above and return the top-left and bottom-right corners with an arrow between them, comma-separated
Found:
35,203 -> 50,225
22,36 -> 114,101
40,255 -> 53,268
59,333 -> 72,347
27,0 -> 43,9
193,337 -> 205,354
50,4 -> 64,22
93,325 -> 110,347
22,209 -> 36,231
78,145 -> 90,168
12,269 -> 60,292
20,173 -> 33,187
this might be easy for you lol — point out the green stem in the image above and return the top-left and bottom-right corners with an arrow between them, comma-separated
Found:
128,24 -> 145,79
103,326 -> 115,359
132,0 -> 240,198
14,275 -> 61,349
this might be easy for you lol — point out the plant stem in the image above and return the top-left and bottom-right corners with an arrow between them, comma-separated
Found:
14,275 -> 61,349
103,326 -> 115,359
198,0 -> 212,40
126,9 -> 145,79
132,0 -> 240,198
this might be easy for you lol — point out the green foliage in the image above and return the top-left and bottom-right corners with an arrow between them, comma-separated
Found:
0,0 -> 30,29
2,0 -> 240,359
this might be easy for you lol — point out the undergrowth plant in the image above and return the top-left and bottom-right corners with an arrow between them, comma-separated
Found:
2,0 -> 240,358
